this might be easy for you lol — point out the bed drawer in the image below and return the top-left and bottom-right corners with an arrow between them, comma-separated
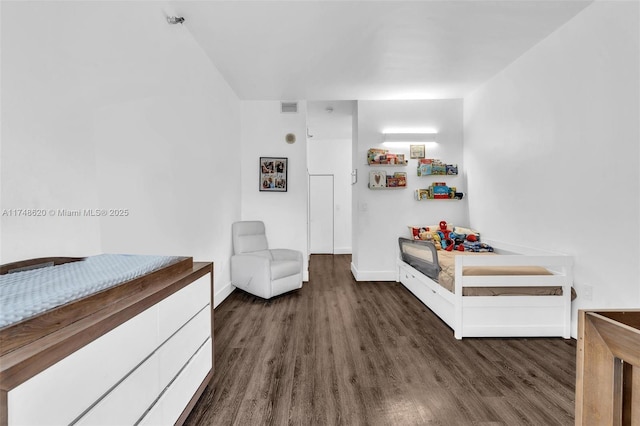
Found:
399,263 -> 454,325
400,265 -> 436,303
75,305 -> 211,425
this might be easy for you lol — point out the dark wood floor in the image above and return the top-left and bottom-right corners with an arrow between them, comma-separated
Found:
185,254 -> 576,426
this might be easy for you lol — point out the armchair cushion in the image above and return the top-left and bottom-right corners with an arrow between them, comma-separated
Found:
232,221 -> 268,254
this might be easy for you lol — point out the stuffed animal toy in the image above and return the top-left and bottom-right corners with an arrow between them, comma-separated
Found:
432,232 -> 442,250
438,221 -> 456,251
418,228 -> 433,241
448,231 -> 467,251
453,226 -> 480,243
443,223 -> 485,252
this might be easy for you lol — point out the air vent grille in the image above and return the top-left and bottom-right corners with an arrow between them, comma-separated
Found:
281,102 -> 298,113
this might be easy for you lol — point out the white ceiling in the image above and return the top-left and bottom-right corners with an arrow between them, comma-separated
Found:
178,1 -> 592,101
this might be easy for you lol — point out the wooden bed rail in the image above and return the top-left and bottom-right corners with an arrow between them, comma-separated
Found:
576,309 -> 640,425
0,256 -> 85,275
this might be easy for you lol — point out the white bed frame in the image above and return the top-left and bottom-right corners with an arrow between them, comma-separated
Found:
397,239 -> 573,339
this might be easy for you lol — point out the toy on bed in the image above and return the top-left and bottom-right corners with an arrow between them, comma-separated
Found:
408,221 -> 493,252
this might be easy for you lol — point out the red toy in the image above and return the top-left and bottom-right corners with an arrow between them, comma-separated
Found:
440,220 -> 477,251
440,221 -> 455,251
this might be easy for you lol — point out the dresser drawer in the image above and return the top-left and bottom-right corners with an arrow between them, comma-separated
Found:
139,337 -> 213,425
8,305 -> 159,426
76,305 -> 211,425
158,304 -> 211,389
157,273 -> 211,342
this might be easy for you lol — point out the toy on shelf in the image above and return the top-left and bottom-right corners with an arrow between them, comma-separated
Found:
415,182 -> 464,200
367,148 -> 408,166
446,164 -> 458,175
417,158 -> 458,176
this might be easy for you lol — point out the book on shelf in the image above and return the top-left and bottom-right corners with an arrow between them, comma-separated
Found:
417,159 -> 457,176
394,172 -> 407,187
367,148 -> 388,165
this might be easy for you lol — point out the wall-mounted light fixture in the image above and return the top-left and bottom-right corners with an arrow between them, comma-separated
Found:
382,132 -> 438,143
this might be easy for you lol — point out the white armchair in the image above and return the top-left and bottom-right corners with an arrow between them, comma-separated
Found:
231,221 -> 303,299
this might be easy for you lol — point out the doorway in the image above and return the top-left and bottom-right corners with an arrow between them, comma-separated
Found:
309,174 -> 334,254
306,100 -> 354,255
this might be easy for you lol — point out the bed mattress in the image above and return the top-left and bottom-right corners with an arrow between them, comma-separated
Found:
0,254 -> 183,328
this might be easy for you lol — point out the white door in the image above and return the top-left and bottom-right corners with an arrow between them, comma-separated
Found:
309,175 -> 334,254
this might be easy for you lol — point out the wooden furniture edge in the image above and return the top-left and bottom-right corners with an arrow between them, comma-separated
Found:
0,262 -> 213,391
586,312 -> 640,366
0,257 -> 193,356
176,264 -> 216,426
0,257 -> 85,275
176,369 -> 214,425
589,310 -> 640,330
575,309 -> 640,425
0,390 -> 6,426
575,309 -> 586,425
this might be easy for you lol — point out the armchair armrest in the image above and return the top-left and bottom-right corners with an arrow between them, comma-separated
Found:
270,249 -> 303,263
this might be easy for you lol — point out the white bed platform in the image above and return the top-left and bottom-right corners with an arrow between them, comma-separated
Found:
397,240 -> 573,339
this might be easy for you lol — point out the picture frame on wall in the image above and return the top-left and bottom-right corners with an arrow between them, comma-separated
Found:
410,144 -> 425,159
260,157 -> 287,192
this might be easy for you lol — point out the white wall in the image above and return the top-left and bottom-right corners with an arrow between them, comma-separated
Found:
1,2 -> 106,260
353,99 -> 467,280
464,1 -> 640,334
240,101 -> 309,280
0,1 -> 242,305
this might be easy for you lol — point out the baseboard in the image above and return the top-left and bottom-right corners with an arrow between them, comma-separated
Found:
214,281 -> 235,308
333,247 -> 352,255
350,262 -> 397,282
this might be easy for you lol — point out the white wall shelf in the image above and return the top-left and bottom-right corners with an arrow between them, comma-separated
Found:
368,185 -> 407,190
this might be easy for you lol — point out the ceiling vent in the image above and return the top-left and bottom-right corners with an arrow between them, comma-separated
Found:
281,102 -> 298,113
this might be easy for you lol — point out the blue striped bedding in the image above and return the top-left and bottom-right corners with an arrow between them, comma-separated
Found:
0,254 -> 183,328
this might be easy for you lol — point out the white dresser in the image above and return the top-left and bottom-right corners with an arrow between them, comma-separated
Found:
0,258 -> 213,426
